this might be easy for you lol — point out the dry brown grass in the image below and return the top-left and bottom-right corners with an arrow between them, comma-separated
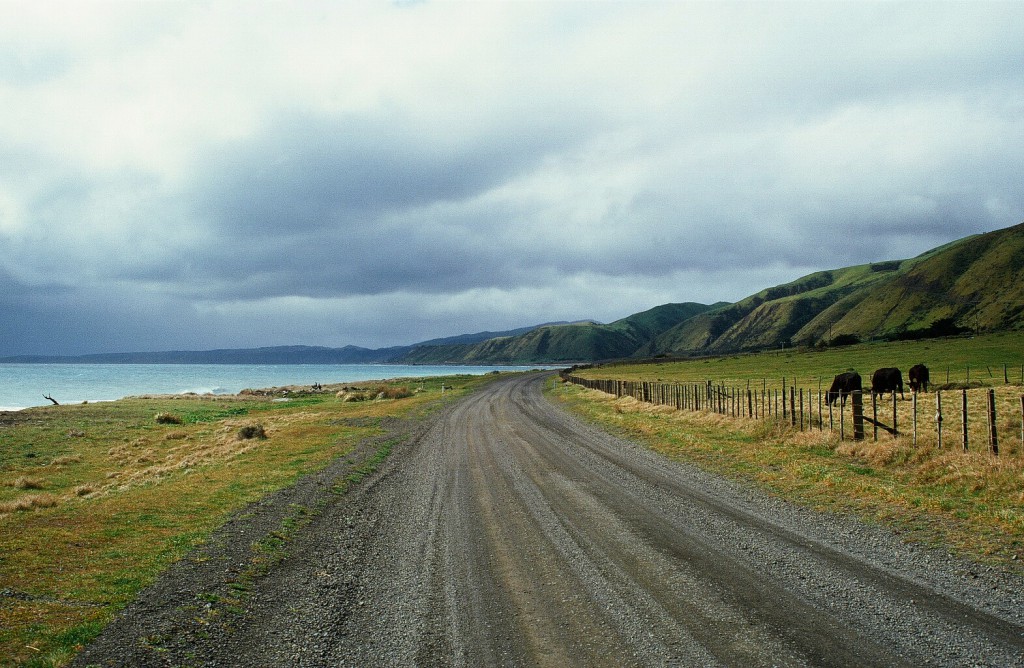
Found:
8,475 -> 46,490
0,492 -> 60,513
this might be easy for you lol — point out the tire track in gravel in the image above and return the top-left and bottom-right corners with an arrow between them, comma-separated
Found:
73,372 -> 1024,667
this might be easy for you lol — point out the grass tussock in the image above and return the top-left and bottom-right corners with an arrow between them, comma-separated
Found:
0,492 -> 60,513
51,454 -> 83,466
8,475 -> 46,490
154,412 -> 183,424
372,385 -> 414,400
237,423 -> 267,440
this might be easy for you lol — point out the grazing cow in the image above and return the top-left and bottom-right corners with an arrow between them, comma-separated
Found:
908,364 -> 929,393
826,372 -> 861,406
871,367 -> 904,399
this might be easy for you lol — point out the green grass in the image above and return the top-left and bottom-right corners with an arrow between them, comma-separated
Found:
587,331 -> 1024,389
0,373 -> 495,667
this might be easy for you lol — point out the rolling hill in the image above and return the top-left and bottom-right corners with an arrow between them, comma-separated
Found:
398,303 -> 717,364
646,221 -> 1024,357
404,221 -> 1024,363
6,223 -> 1021,366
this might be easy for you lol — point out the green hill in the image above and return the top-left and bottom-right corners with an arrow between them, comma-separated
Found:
649,222 -> 1024,356
399,222 -> 1024,363
13,223 -> 1021,366
399,303 -> 715,363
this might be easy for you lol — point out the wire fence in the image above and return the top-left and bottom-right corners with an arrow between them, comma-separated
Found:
561,373 -> 1024,456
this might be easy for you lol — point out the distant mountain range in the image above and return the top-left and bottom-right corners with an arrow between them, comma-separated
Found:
5,222 -> 1022,365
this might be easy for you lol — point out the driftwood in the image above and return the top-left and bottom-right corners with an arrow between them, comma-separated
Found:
43,394 -> 59,406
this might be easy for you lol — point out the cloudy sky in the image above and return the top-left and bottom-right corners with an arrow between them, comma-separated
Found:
1,1 -> 1022,356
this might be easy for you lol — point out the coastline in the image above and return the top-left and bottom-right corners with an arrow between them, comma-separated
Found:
0,362 -> 556,411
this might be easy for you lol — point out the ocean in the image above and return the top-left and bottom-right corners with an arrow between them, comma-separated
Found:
0,363 -> 555,411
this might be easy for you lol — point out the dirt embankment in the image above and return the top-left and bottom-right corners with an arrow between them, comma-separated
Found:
74,373 -> 1024,667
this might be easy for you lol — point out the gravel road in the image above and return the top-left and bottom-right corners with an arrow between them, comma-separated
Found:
74,372 -> 1024,667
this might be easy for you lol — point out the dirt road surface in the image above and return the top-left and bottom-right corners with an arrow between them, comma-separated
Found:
74,373 -> 1024,667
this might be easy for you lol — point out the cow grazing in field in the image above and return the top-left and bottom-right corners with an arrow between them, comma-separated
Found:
908,364 -> 929,393
826,372 -> 861,406
871,367 -> 904,399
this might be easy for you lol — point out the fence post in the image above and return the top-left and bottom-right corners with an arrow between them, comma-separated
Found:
936,390 -> 943,449
799,388 -> 804,431
872,392 -> 878,441
962,389 -> 969,452
988,389 -> 998,456
790,386 -> 796,427
892,392 -> 898,438
852,391 -> 865,440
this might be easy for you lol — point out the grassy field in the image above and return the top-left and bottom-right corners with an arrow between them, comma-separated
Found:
554,332 -> 1024,572
0,374 -> 492,667
581,331 -> 1024,388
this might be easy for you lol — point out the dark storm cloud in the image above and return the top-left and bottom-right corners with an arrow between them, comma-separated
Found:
1,2 -> 1023,356
191,111 -> 583,235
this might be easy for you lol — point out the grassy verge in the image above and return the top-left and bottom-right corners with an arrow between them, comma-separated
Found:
553,335 -> 1024,571
0,374 -> 489,667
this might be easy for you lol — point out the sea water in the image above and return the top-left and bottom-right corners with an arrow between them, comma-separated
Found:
0,363 -> 555,411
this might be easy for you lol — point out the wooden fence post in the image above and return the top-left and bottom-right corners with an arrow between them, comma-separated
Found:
790,386 -> 796,428
962,389 -> 969,452
852,391 -> 865,440
988,389 -> 998,456
936,391 -> 943,449
872,392 -> 878,441
892,392 -> 898,438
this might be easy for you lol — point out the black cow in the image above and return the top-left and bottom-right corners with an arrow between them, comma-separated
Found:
908,364 -> 929,393
826,372 -> 861,406
871,367 -> 904,399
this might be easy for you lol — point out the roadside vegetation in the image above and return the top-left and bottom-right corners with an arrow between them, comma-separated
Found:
0,375 -> 490,667
554,332 -> 1024,571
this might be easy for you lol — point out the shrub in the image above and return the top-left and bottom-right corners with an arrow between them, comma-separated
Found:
237,423 -> 267,440
155,412 -> 183,425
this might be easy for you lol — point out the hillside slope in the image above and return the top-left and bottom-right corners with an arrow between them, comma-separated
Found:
398,303 -> 715,363
649,222 -> 1024,356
